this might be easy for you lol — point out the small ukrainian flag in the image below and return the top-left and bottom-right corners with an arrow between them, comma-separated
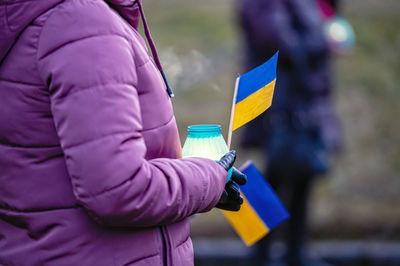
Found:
222,52 -> 284,245
231,52 -> 278,131
222,161 -> 289,246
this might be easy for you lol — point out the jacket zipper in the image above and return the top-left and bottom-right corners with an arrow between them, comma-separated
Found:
157,226 -> 168,266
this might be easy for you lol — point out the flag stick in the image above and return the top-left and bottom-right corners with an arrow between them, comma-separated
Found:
227,76 -> 240,149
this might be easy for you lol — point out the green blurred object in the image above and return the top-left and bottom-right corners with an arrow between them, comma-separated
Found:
324,16 -> 356,54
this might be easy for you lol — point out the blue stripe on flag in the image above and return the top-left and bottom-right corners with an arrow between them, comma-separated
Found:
236,52 -> 279,103
240,161 -> 289,230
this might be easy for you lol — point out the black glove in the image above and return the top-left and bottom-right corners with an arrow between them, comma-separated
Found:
216,151 -> 247,211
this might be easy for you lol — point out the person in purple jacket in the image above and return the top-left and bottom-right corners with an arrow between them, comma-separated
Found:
237,0 -> 341,265
0,0 -> 246,265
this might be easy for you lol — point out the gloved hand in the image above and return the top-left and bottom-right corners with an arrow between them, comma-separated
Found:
216,151 -> 247,211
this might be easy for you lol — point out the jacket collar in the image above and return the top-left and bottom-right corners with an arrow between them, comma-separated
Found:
105,0 -> 141,29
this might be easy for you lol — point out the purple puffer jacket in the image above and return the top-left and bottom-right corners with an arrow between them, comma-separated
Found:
0,0 -> 227,265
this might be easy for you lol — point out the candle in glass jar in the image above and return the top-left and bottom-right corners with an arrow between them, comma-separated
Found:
182,124 -> 232,182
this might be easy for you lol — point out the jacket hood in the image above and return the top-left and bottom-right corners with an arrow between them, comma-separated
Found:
0,0 -> 63,62
0,0 -> 141,62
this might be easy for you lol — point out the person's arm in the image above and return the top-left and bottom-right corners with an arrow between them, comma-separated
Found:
37,0 -> 227,227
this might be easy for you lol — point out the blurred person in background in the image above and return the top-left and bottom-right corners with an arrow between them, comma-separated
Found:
237,0 -> 341,265
0,0 -> 246,265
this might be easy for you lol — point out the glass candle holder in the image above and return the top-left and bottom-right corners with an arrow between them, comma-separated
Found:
182,124 -> 232,182
182,125 -> 228,159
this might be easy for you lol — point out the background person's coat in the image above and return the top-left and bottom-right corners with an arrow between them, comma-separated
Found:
0,0 -> 227,265
238,0 -> 342,158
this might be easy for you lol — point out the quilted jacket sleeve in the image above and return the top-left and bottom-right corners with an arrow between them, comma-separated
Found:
37,1 -> 227,227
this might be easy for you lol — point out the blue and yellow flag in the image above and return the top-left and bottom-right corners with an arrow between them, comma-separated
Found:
232,52 -> 278,131
222,161 -> 289,246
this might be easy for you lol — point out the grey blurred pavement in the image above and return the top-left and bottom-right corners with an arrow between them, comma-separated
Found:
193,238 -> 400,266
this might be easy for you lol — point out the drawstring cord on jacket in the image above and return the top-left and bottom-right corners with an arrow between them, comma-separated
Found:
136,1 -> 174,97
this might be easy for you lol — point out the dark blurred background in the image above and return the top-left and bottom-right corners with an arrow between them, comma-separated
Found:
143,0 -> 400,264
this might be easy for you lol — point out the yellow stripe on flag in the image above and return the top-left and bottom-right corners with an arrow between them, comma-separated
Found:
232,79 -> 276,131
222,193 -> 269,246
